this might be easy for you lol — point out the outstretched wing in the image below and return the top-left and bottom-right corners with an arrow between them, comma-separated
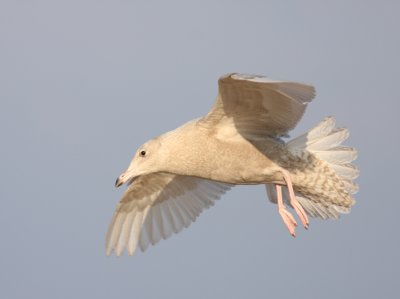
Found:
106,173 -> 232,256
199,73 -> 316,138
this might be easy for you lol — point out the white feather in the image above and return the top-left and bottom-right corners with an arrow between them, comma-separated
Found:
106,173 -> 232,256
313,147 -> 357,164
119,208 -> 135,255
175,196 -> 197,222
281,117 -> 358,220
165,199 -> 184,233
173,196 -> 196,226
153,204 -> 166,241
287,117 -> 336,152
143,209 -> 154,248
127,209 -> 146,255
108,212 -> 127,256
139,211 -> 151,252
306,128 -> 349,151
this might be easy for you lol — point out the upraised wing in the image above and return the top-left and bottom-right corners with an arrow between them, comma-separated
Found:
106,172 -> 232,256
200,73 -> 316,138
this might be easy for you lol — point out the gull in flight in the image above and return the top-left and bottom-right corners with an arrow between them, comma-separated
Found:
106,73 -> 359,256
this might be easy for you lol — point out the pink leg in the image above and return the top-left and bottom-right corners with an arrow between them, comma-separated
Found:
276,184 -> 297,237
281,170 -> 309,229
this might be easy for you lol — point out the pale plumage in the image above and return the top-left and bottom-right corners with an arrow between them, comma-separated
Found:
107,173 -> 231,255
201,73 -> 315,138
106,73 -> 358,256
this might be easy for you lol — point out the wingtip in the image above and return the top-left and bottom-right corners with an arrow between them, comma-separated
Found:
105,248 -> 112,257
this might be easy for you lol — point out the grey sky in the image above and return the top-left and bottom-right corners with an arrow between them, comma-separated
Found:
1,1 -> 399,298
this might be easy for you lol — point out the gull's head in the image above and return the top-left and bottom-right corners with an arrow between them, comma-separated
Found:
115,138 -> 162,187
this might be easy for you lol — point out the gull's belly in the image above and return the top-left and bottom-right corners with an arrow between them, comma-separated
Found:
165,128 -> 286,185
205,139 -> 284,185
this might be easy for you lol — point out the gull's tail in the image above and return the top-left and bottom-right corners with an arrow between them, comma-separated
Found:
268,117 -> 359,219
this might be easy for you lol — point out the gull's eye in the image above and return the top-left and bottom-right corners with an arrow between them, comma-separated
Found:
140,150 -> 146,157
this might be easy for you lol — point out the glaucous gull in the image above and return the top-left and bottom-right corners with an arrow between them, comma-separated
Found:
106,73 -> 359,256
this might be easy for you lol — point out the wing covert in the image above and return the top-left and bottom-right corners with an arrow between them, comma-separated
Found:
200,73 -> 316,138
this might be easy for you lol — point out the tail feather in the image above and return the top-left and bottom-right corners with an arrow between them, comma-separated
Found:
313,146 -> 357,165
327,163 -> 360,180
286,117 -> 336,153
287,117 -> 358,219
297,196 -> 340,220
342,179 -> 359,194
265,184 -> 346,220
305,128 -> 349,151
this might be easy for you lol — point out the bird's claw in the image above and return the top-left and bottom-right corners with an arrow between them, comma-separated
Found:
275,170 -> 310,236
279,208 -> 297,237
291,200 -> 309,229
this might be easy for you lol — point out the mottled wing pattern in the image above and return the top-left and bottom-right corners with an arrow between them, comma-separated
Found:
106,173 -> 232,256
200,73 -> 316,138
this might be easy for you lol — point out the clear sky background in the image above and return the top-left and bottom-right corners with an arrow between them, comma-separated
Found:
1,1 -> 399,298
